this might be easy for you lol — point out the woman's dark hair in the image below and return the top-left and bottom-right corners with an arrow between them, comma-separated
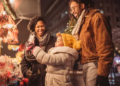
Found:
27,16 -> 46,32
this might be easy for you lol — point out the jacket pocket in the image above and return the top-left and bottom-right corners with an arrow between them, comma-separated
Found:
53,77 -> 63,86
93,61 -> 98,68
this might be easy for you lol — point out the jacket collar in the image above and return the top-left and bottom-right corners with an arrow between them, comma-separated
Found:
85,9 -> 99,18
49,47 -> 78,60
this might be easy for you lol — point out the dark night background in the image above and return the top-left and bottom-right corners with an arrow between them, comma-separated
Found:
1,0 -> 120,86
1,0 -> 120,58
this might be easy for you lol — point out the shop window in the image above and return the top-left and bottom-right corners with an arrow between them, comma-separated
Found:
116,17 -> 119,22
115,8 -> 118,13
99,3 -> 103,7
117,25 -> 120,28
106,0 -> 110,3
106,7 -> 110,12
114,0 -> 117,4
107,16 -> 111,22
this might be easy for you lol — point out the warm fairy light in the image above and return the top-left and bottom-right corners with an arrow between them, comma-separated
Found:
7,24 -> 14,28
114,53 -> 116,56
3,24 -> 14,29
116,47 -> 118,50
3,11 -> 6,15
118,51 -> 120,54
8,45 -> 19,51
9,0 -> 14,4
8,31 -> 11,34
0,38 -> 3,41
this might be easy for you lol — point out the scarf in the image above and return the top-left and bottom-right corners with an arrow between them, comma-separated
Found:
37,31 -> 51,46
36,31 -> 51,51
25,30 -> 51,61
72,9 -> 86,40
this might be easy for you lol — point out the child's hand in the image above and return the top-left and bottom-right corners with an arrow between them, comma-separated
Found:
26,32 -> 35,52
26,43 -> 35,51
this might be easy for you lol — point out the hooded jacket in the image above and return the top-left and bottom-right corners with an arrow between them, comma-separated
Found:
32,46 -> 78,86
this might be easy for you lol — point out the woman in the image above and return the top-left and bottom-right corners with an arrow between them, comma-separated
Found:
20,16 -> 56,86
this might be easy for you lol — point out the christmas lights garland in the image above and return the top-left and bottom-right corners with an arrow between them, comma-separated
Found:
1,0 -> 17,20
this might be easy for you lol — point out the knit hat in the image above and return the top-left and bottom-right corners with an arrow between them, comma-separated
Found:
61,33 -> 81,50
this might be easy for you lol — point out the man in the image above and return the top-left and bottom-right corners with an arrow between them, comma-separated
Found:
69,0 -> 114,86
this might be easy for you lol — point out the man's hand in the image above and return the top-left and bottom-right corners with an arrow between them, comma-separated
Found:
96,75 -> 110,86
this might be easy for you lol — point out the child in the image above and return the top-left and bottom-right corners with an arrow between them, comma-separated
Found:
26,33 -> 81,86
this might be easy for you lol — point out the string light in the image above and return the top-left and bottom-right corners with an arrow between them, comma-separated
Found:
3,11 -> 6,15
116,47 -> 118,50
9,0 -> 14,4
114,53 -> 116,56
3,24 -> 14,29
118,51 -> 120,54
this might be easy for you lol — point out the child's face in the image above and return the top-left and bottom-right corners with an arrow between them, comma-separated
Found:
55,36 -> 64,47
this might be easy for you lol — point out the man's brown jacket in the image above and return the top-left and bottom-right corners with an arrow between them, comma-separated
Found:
79,9 -> 114,77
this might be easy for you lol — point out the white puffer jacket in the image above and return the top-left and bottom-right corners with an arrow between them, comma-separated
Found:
32,46 -> 78,86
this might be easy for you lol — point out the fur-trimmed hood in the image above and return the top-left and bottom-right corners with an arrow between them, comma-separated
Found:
49,47 -> 78,60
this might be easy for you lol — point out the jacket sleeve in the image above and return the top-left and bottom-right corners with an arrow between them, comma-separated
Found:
32,47 -> 70,66
20,55 -> 31,77
92,13 -> 114,77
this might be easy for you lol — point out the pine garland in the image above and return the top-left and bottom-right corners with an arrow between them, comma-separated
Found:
1,0 -> 17,20
64,18 -> 77,34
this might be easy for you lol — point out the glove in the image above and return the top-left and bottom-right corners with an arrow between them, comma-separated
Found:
25,70 -> 37,79
96,75 -> 110,86
26,43 -> 35,52
26,32 -> 35,52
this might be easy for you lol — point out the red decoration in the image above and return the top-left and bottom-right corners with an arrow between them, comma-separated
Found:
0,2 -> 19,44
20,78 -> 28,86
3,28 -> 19,44
18,44 -> 25,51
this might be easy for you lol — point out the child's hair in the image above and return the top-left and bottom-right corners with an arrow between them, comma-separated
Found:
56,32 -> 62,37
56,32 -> 82,71
56,32 -> 82,50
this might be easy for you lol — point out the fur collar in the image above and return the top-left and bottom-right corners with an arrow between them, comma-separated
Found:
49,47 -> 78,60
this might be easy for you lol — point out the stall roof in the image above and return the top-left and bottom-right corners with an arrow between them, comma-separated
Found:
10,0 -> 41,20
